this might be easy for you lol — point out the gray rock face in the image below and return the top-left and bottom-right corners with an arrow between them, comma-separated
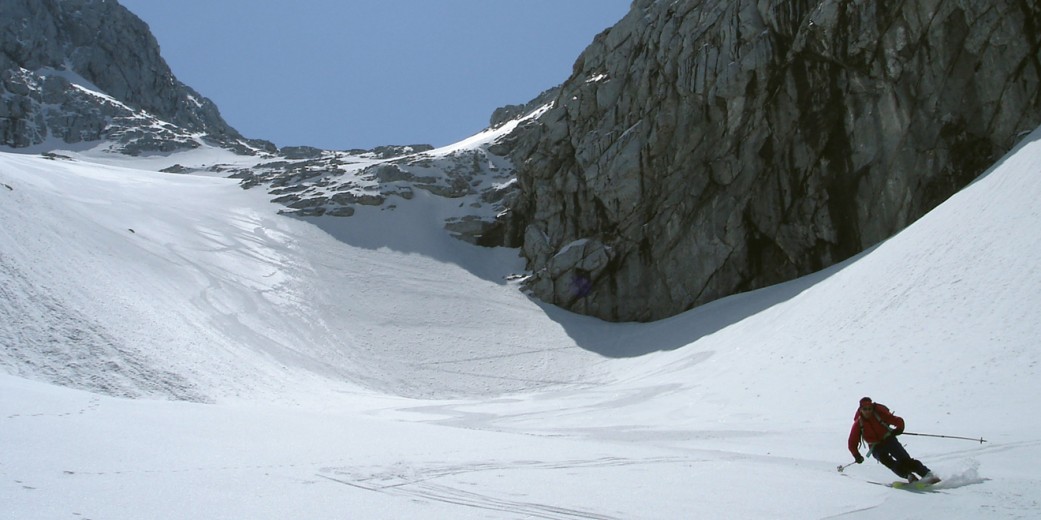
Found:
504,0 -> 1041,322
0,0 -> 261,153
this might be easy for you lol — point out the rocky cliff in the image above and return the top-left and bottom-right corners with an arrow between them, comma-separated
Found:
0,0 -> 262,153
503,0 -> 1041,321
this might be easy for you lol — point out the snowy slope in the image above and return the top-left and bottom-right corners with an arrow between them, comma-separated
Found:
2,127 -> 1040,518
0,149 -> 607,401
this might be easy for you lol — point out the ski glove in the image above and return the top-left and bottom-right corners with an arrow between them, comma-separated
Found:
893,427 -> 904,436
854,454 -> 864,464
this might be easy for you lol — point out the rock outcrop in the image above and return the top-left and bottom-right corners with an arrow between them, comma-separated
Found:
0,0 -> 265,153
503,0 -> 1041,321
233,139 -> 520,245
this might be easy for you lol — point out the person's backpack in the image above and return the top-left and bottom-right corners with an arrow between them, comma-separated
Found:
857,403 -> 895,449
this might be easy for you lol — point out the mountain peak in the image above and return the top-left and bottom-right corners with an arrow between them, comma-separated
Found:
0,0 -> 265,154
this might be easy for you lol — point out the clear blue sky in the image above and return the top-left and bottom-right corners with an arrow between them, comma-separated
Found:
117,1 -> 632,151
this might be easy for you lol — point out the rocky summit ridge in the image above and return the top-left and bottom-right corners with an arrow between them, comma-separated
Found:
0,0 -> 265,154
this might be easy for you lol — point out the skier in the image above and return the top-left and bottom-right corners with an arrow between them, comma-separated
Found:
848,397 -> 940,484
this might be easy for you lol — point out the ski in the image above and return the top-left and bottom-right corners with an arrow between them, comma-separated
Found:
861,477 -> 941,491
890,477 -> 941,491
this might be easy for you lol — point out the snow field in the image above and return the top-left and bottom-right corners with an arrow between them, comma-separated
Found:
2,128 -> 1041,518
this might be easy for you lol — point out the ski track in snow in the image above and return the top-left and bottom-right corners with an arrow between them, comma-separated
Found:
316,458 -> 662,520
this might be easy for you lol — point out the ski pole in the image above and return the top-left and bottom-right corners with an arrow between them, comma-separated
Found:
839,446 -> 878,473
902,432 -> 987,444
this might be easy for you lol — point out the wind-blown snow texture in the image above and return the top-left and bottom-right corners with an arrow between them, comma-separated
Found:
1,126 -> 1040,518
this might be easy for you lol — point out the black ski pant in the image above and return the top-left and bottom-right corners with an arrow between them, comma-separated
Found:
870,435 -> 931,479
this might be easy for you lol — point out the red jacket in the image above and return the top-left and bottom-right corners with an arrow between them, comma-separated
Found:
848,403 -> 905,458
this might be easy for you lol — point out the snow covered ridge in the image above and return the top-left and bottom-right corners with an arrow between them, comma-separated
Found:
237,131 -> 514,242
209,104 -> 549,246
0,65 -> 270,156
